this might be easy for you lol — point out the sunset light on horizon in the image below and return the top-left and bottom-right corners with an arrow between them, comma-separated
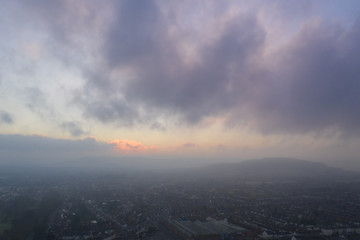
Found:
1,0 -> 360,170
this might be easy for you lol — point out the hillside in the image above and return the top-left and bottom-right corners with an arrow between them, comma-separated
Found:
196,158 -> 359,180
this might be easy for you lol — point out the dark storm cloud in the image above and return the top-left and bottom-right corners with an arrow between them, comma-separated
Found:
79,1 -> 360,135
129,16 -> 264,124
13,0 -> 360,136
105,0 -> 162,67
247,19 -> 360,135
0,111 -> 14,124
81,0 -> 265,126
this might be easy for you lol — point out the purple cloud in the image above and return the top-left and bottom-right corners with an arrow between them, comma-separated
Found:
8,0 -> 360,136
246,19 -> 360,135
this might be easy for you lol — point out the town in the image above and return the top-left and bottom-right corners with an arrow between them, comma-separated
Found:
1,164 -> 360,240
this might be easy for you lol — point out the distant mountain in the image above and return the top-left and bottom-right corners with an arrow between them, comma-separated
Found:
195,158 -> 360,180
1,154 -> 358,181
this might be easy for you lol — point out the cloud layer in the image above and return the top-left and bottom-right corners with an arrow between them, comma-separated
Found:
3,0 -> 360,137
0,111 -> 13,124
110,139 -> 148,153
0,134 -> 149,166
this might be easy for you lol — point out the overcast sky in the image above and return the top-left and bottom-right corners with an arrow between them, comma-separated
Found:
1,0 -> 360,169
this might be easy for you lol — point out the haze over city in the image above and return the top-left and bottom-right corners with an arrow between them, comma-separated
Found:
3,1 -> 360,240
1,0 -> 360,170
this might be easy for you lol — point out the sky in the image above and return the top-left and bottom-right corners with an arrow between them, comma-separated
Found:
1,0 -> 360,169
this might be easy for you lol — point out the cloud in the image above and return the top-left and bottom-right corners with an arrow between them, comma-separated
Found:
0,111 -> 14,124
5,1 -> 360,137
183,143 -> 196,149
78,1 -> 265,127
245,19 -> 360,135
0,134 -> 115,169
20,0 -> 100,47
109,139 -> 147,153
60,121 -> 87,137
0,134 -> 109,153
150,122 -> 166,131
25,87 -> 49,113
76,2 -> 360,136
0,134 -> 153,169
105,0 -> 162,67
